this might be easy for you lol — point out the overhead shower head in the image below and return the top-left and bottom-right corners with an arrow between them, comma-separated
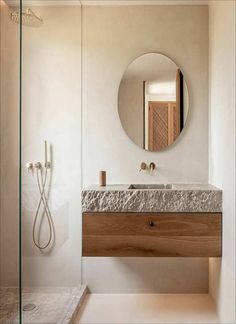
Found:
10,8 -> 43,28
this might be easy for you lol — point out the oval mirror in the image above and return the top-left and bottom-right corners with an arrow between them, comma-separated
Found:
118,53 -> 189,151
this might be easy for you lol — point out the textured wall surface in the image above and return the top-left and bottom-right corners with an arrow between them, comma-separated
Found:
0,2 -> 83,289
20,6 -> 82,287
1,2 -> 219,296
208,1 -> 236,322
82,5 -> 209,293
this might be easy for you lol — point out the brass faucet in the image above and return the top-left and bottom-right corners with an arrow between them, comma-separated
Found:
149,162 -> 156,172
139,162 -> 156,172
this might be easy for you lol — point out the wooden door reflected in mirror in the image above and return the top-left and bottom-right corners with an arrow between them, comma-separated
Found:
148,69 -> 183,151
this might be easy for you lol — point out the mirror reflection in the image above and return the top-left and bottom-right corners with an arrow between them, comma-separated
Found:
118,53 -> 189,151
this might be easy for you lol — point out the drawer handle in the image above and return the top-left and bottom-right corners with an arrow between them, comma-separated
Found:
149,221 -> 155,227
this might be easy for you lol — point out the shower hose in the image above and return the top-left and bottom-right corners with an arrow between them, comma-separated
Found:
32,164 -> 53,250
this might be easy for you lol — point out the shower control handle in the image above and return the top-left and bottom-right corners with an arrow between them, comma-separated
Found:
26,162 -> 34,171
35,162 -> 42,169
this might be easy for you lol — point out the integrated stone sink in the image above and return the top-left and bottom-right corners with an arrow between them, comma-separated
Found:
82,184 -> 223,257
82,184 -> 222,213
128,184 -> 173,189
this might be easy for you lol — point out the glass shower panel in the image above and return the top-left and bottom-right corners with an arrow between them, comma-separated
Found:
0,0 -> 21,323
21,2 -> 84,323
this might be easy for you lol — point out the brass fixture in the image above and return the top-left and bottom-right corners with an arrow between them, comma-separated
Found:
139,162 -> 156,172
139,162 -> 147,172
149,162 -> 156,172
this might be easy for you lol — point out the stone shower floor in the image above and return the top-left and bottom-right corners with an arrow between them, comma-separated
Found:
0,285 -> 87,324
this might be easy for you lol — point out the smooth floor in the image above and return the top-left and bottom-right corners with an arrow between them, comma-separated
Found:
76,293 -> 219,324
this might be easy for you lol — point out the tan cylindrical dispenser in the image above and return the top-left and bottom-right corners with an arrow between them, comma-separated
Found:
99,171 -> 106,186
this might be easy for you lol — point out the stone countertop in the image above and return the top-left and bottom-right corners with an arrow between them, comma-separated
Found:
82,184 -> 222,213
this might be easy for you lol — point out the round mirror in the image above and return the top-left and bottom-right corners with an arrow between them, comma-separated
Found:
118,53 -> 189,151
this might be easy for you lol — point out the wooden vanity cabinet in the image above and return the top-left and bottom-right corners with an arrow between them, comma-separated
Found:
82,212 -> 222,257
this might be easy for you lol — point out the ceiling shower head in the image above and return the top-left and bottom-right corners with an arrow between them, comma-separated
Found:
10,8 -> 43,27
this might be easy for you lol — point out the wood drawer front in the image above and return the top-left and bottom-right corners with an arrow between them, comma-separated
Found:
82,212 -> 222,257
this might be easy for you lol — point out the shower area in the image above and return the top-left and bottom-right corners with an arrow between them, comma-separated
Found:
0,1 -> 85,322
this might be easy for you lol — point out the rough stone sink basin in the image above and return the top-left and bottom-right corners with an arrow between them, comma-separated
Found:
128,184 -> 173,189
82,184 -> 222,213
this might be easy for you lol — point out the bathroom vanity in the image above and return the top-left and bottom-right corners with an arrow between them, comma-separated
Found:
81,53 -> 222,258
82,184 -> 222,257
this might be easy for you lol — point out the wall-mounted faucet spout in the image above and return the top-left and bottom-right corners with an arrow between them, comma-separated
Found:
139,162 -> 156,173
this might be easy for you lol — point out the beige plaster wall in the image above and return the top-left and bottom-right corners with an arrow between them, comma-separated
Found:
0,0 -> 20,286
82,5 -> 209,293
208,1 -> 236,322
21,5 -> 82,287
0,4 -> 82,287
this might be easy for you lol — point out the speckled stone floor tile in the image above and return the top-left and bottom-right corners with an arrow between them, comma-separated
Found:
0,285 -> 87,324
0,288 -> 20,324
